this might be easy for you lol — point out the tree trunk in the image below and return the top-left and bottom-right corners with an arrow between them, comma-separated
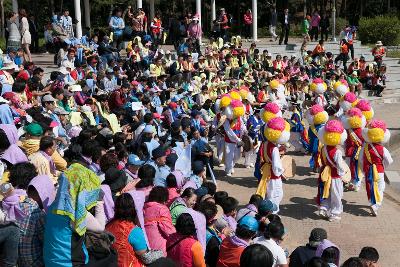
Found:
0,0 -> 4,38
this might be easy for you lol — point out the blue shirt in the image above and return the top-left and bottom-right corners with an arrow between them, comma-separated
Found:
189,174 -> 202,189
128,226 -> 148,251
110,16 -> 124,36
146,161 -> 171,187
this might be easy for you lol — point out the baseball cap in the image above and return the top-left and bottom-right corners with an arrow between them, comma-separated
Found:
127,154 -> 145,166
42,94 -> 57,102
309,228 -> 328,246
258,199 -> 278,215
24,123 -> 44,136
143,125 -> 156,134
238,216 -> 259,232
169,102 -> 178,109
153,113 -> 164,119
193,160 -> 205,175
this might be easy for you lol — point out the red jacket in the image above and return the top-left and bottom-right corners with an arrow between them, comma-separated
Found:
217,237 -> 245,267
108,88 -> 127,111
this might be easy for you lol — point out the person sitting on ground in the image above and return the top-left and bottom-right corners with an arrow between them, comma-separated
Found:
316,239 -> 340,267
170,187 -> 198,225
166,213 -> 206,267
240,243 -> 274,267
218,196 -> 239,235
290,228 -> 328,267
359,246 -> 379,267
217,216 -> 259,267
236,194 -> 263,222
254,221 -> 288,267
341,257 -> 364,267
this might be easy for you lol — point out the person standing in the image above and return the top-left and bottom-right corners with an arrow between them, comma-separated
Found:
187,14 -> 202,53
243,9 -> 252,42
279,8 -> 290,45
320,13 -> 330,41
310,10 -> 320,41
60,9 -> 74,39
269,7 -> 278,41
109,8 -> 125,50
218,8 -> 229,42
150,13 -> 163,45
302,15 -> 311,42
28,15 -> 39,53
360,120 -> 393,216
19,9 -> 32,63
6,12 -> 20,52
334,39 -> 350,72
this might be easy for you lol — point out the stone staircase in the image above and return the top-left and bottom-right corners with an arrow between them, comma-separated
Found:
243,40 -> 400,105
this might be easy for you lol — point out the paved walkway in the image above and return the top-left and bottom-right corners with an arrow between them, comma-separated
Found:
213,147 -> 400,267
32,47 -> 400,266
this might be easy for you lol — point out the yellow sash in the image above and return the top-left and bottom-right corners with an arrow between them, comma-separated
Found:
255,144 -> 272,197
364,145 -> 381,203
349,130 -> 363,179
310,125 -> 323,167
320,147 -> 332,199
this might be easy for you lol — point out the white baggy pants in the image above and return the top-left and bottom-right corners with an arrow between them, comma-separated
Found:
372,173 -> 386,211
320,178 -> 343,216
215,134 -> 224,162
225,142 -> 241,174
266,178 -> 283,214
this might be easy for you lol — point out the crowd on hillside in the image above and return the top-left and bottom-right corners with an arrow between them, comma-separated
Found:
0,5 -> 392,267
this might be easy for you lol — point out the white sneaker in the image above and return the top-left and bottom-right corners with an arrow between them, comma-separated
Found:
371,206 -> 378,216
246,165 -> 251,169
328,215 -> 342,222
319,209 -> 328,218
218,163 -> 225,167
231,169 -> 235,174
226,172 -> 232,177
249,163 -> 254,168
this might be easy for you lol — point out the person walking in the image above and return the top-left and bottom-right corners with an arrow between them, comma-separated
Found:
243,9 -> 252,42
279,9 -> 290,45
310,10 -> 320,41
19,9 -> 32,62
269,7 -> 278,41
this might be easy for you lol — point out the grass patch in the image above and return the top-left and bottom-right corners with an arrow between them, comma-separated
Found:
386,50 -> 400,58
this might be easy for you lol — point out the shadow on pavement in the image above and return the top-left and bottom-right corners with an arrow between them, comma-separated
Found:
279,196 -> 320,220
214,169 -> 259,188
342,199 -> 372,217
285,177 -> 316,188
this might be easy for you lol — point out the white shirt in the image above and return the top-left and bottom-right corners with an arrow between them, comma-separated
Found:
254,237 -> 287,266
284,14 -> 289,25
271,146 -> 284,177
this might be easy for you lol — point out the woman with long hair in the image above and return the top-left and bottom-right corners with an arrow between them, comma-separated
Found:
106,193 -> 149,267
19,9 -> 32,62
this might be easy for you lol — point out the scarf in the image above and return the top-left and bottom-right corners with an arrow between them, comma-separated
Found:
21,138 -> 40,156
0,124 -> 18,144
100,184 -> 115,223
1,189 -> 27,221
28,175 -> 55,212
1,144 -> 28,165
229,235 -> 249,248
51,163 -> 100,236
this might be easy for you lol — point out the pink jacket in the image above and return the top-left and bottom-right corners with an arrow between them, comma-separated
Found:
143,201 -> 176,255
167,188 -> 180,207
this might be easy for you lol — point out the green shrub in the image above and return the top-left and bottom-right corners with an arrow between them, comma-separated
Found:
335,17 -> 348,35
358,16 -> 400,46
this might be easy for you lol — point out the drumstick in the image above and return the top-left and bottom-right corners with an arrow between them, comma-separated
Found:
207,163 -> 217,185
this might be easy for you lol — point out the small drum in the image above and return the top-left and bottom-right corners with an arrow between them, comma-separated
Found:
341,162 -> 351,183
282,155 -> 296,179
242,135 -> 252,152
